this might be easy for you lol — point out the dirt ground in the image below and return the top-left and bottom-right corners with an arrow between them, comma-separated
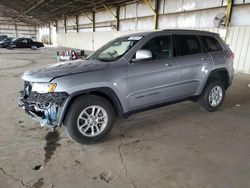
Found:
0,47 -> 250,188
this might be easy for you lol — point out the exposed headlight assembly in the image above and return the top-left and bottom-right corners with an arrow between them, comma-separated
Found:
32,83 -> 57,93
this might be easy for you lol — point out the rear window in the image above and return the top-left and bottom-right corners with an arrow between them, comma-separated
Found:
175,35 -> 202,56
201,36 -> 222,52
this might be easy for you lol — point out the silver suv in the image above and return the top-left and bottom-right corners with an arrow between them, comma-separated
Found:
18,30 -> 234,144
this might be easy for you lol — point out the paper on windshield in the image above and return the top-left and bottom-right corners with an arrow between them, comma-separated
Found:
128,36 -> 143,41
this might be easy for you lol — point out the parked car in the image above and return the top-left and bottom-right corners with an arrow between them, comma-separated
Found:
9,38 -> 44,48
0,37 -> 15,48
0,35 -> 8,42
18,30 -> 234,144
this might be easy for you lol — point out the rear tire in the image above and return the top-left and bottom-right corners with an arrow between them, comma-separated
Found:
31,45 -> 37,50
65,95 -> 115,144
199,81 -> 225,112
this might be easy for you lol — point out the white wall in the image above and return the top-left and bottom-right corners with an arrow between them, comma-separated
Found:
226,26 -> 250,74
0,16 -> 36,38
55,1 -> 250,74
57,30 -> 148,51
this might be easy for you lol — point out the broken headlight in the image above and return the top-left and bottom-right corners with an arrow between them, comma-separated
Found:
32,83 -> 57,94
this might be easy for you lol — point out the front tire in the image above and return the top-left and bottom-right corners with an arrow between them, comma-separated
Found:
65,95 -> 115,144
199,81 -> 225,112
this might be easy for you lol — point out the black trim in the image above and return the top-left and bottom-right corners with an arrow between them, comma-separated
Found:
197,35 -> 206,53
58,87 -> 124,127
205,68 -> 230,89
122,97 -> 195,118
172,34 -> 178,57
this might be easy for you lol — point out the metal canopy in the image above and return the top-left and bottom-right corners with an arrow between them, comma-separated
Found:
0,0 -> 138,25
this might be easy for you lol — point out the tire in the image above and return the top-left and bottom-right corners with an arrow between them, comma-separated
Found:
31,45 -> 37,50
65,95 -> 115,144
6,45 -> 13,49
199,81 -> 225,112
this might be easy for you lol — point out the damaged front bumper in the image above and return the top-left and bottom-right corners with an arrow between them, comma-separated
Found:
18,89 -> 69,130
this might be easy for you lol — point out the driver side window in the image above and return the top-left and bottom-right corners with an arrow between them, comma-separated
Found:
141,35 -> 173,60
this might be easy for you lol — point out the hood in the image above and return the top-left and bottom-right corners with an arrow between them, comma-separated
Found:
22,59 -> 109,82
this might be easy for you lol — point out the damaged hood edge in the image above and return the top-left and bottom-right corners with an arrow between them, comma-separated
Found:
22,59 -> 109,83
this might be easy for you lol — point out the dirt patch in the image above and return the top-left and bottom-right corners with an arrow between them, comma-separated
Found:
99,170 -> 118,183
0,59 -> 37,70
33,164 -> 43,171
44,131 -> 61,164
29,127 -> 40,131
74,160 -> 81,166
32,178 -> 44,188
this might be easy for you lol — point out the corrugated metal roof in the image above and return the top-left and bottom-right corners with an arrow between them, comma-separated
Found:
0,0 -> 138,25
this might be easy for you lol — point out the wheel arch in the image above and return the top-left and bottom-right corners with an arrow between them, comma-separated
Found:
200,68 -> 230,94
58,87 -> 124,127
209,69 -> 229,87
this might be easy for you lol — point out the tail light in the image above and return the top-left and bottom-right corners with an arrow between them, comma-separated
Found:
229,52 -> 234,60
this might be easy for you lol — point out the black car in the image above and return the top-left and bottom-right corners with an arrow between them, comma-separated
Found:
0,35 -> 8,42
0,37 -> 15,48
10,38 -> 44,48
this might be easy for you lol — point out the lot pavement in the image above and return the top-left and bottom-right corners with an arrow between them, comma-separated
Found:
0,47 -> 250,188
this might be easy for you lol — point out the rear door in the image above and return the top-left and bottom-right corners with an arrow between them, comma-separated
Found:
174,34 -> 213,97
127,34 -> 180,110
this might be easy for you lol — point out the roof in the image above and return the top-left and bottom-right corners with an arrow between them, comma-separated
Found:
0,0 -> 138,25
161,29 -> 218,35
119,29 -> 218,38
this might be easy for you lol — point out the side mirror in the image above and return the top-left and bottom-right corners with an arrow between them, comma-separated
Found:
132,49 -> 153,62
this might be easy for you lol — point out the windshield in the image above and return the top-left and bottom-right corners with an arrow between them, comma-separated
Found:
88,36 -> 142,62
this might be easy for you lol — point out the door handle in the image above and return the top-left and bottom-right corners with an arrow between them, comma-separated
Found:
201,57 -> 208,61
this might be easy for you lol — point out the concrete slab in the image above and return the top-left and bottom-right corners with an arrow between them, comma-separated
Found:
0,47 -> 249,188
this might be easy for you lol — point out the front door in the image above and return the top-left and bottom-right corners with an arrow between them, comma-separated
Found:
18,38 -> 29,48
127,35 -> 180,111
